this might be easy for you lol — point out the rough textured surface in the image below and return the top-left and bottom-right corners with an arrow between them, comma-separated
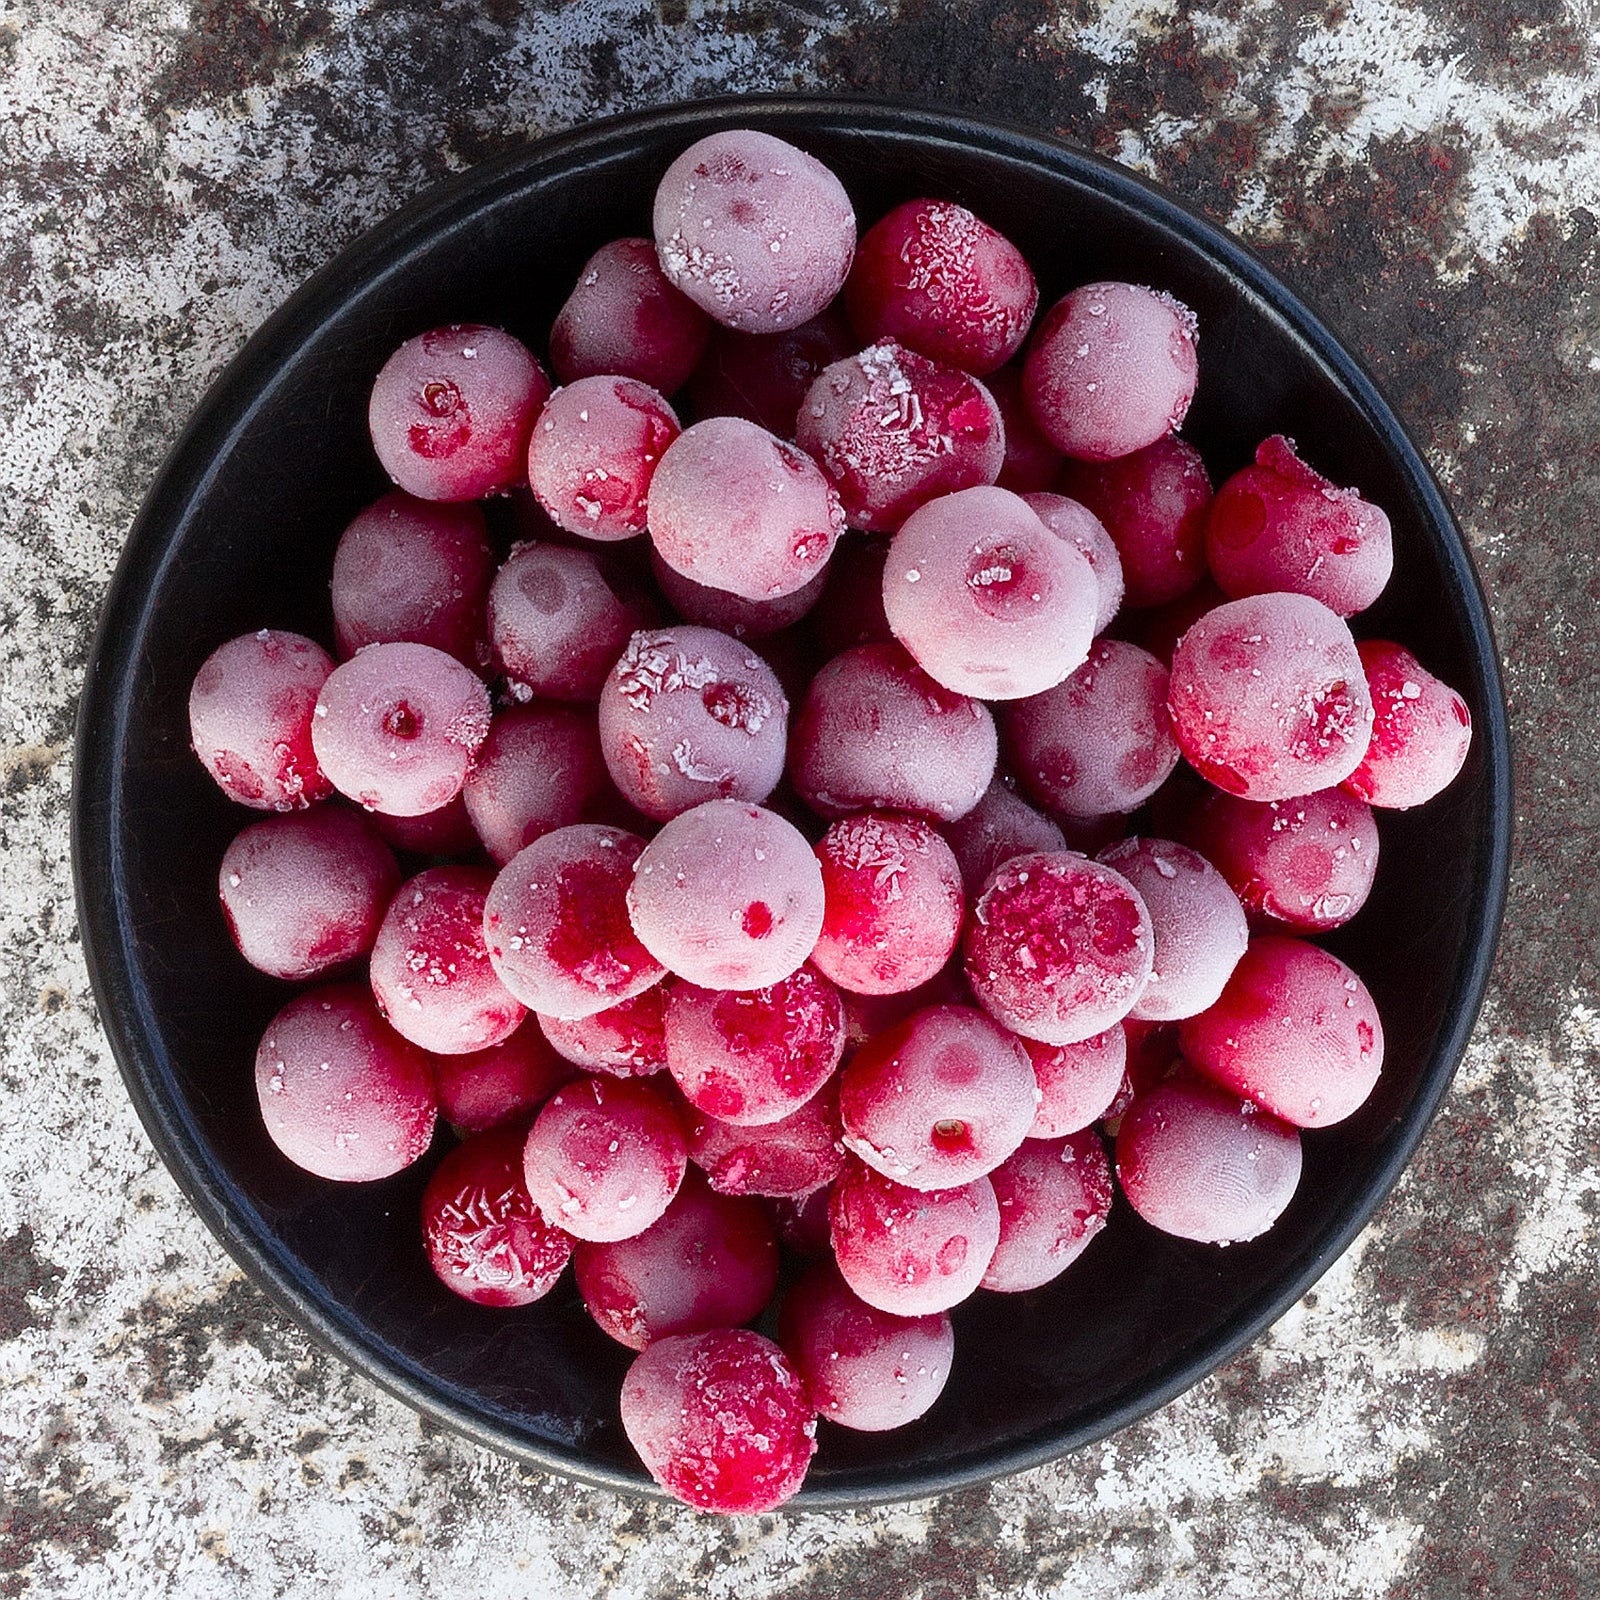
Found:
2,1 -> 1596,1594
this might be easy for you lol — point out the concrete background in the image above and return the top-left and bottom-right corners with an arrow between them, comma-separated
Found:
3,1 -> 1597,1594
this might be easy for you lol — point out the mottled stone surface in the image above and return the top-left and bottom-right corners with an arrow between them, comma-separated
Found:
2,1 -> 1598,1594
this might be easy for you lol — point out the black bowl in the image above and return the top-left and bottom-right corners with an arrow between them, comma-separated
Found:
72,96 -> 1511,1507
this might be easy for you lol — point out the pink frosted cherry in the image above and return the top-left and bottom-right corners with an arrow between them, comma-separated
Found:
650,549 -> 826,639
647,416 -> 843,601
372,793 -> 480,857
1206,436 -> 1393,616
522,1073 -> 687,1242
596,625 -> 788,820
537,987 -> 668,1078
330,492 -> 494,665
1025,1025 -> 1128,1138
627,801 -> 825,991
779,1260 -> 954,1432
368,324 -> 550,501
845,198 -> 1038,375
1004,639 -> 1179,818
663,965 -> 844,1126
1343,640 -> 1473,809
883,486 -> 1100,700
573,1170 -> 779,1350
219,806 -> 398,980
421,1124 -> 575,1306
488,541 -> 652,703
310,642 -> 490,817
432,1026 -> 576,1135
1059,435 -> 1213,608
1115,1072 -> 1302,1244
944,778 -> 1067,898
685,1079 -> 846,1198
829,1159 -> 1000,1316
1167,592 -> 1374,801
483,824 -> 664,1020
1097,837 -> 1249,1022
620,1328 -> 817,1513
189,629 -> 334,811
965,852 -> 1154,1045
983,1130 -> 1114,1292
790,642 -> 997,823
990,362 -> 1064,493
370,866 -> 526,1055
838,1004 -> 1038,1191
1021,491 -> 1125,635
549,237 -> 711,394
653,129 -> 855,335
796,340 -> 1004,532
526,375 -> 680,542
462,704 -> 611,867
1023,282 -> 1198,462
1180,935 -> 1384,1128
255,984 -> 436,1182
812,813 -> 964,996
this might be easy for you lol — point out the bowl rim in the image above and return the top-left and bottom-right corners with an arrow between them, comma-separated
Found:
71,91 -> 1513,1509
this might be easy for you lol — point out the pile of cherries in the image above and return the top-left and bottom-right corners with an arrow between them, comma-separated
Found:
187,129 -> 1473,1513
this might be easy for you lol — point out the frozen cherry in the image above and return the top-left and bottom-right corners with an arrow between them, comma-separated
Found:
219,806 -> 398,980
597,625 -> 788,820
526,375 -> 680,542
369,324 -> 550,501
1025,1025 -> 1128,1138
812,813 -> 964,996
983,1130 -> 1113,1292
372,793 -> 480,857
686,1079 -> 845,1198
620,1328 -> 817,1513
574,1170 -> 779,1350
311,642 -> 490,817
829,1159 -> 1000,1316
687,304 -> 855,436
1343,639 -> 1473,810
989,362 -> 1064,493
1180,935 -> 1384,1128
779,1260 -> 954,1432
965,851 -> 1154,1045
1003,639 -> 1179,818
1206,436 -> 1393,616
1115,1072 -> 1302,1244
462,704 -> 610,867
484,824 -> 664,1019
432,1025 -> 576,1134
647,416 -> 843,601
883,486 -> 1099,700
796,340 -> 1004,532
255,984 -> 436,1182
663,965 -> 844,1126
845,198 -> 1037,375
522,1073 -> 686,1242
1180,785 -> 1380,932
839,1005 -> 1037,1191
1021,491 -> 1125,635
1097,837 -> 1248,1022
549,237 -> 711,394
537,987 -> 668,1078
330,492 -> 494,665
1023,282 -> 1198,461
421,1124 -> 574,1306
790,642 -> 997,823
190,629 -> 334,811
650,549 -> 826,639
1168,592 -> 1374,801
370,866 -> 525,1055
944,777 -> 1067,898
627,801 -> 825,990
1059,435 -> 1213,607
488,541 -> 652,703
653,128 -> 855,335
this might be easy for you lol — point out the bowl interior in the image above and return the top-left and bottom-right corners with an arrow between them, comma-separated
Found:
75,100 -> 1508,1506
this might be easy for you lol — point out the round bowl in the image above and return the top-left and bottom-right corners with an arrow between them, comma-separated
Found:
72,96 -> 1511,1507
